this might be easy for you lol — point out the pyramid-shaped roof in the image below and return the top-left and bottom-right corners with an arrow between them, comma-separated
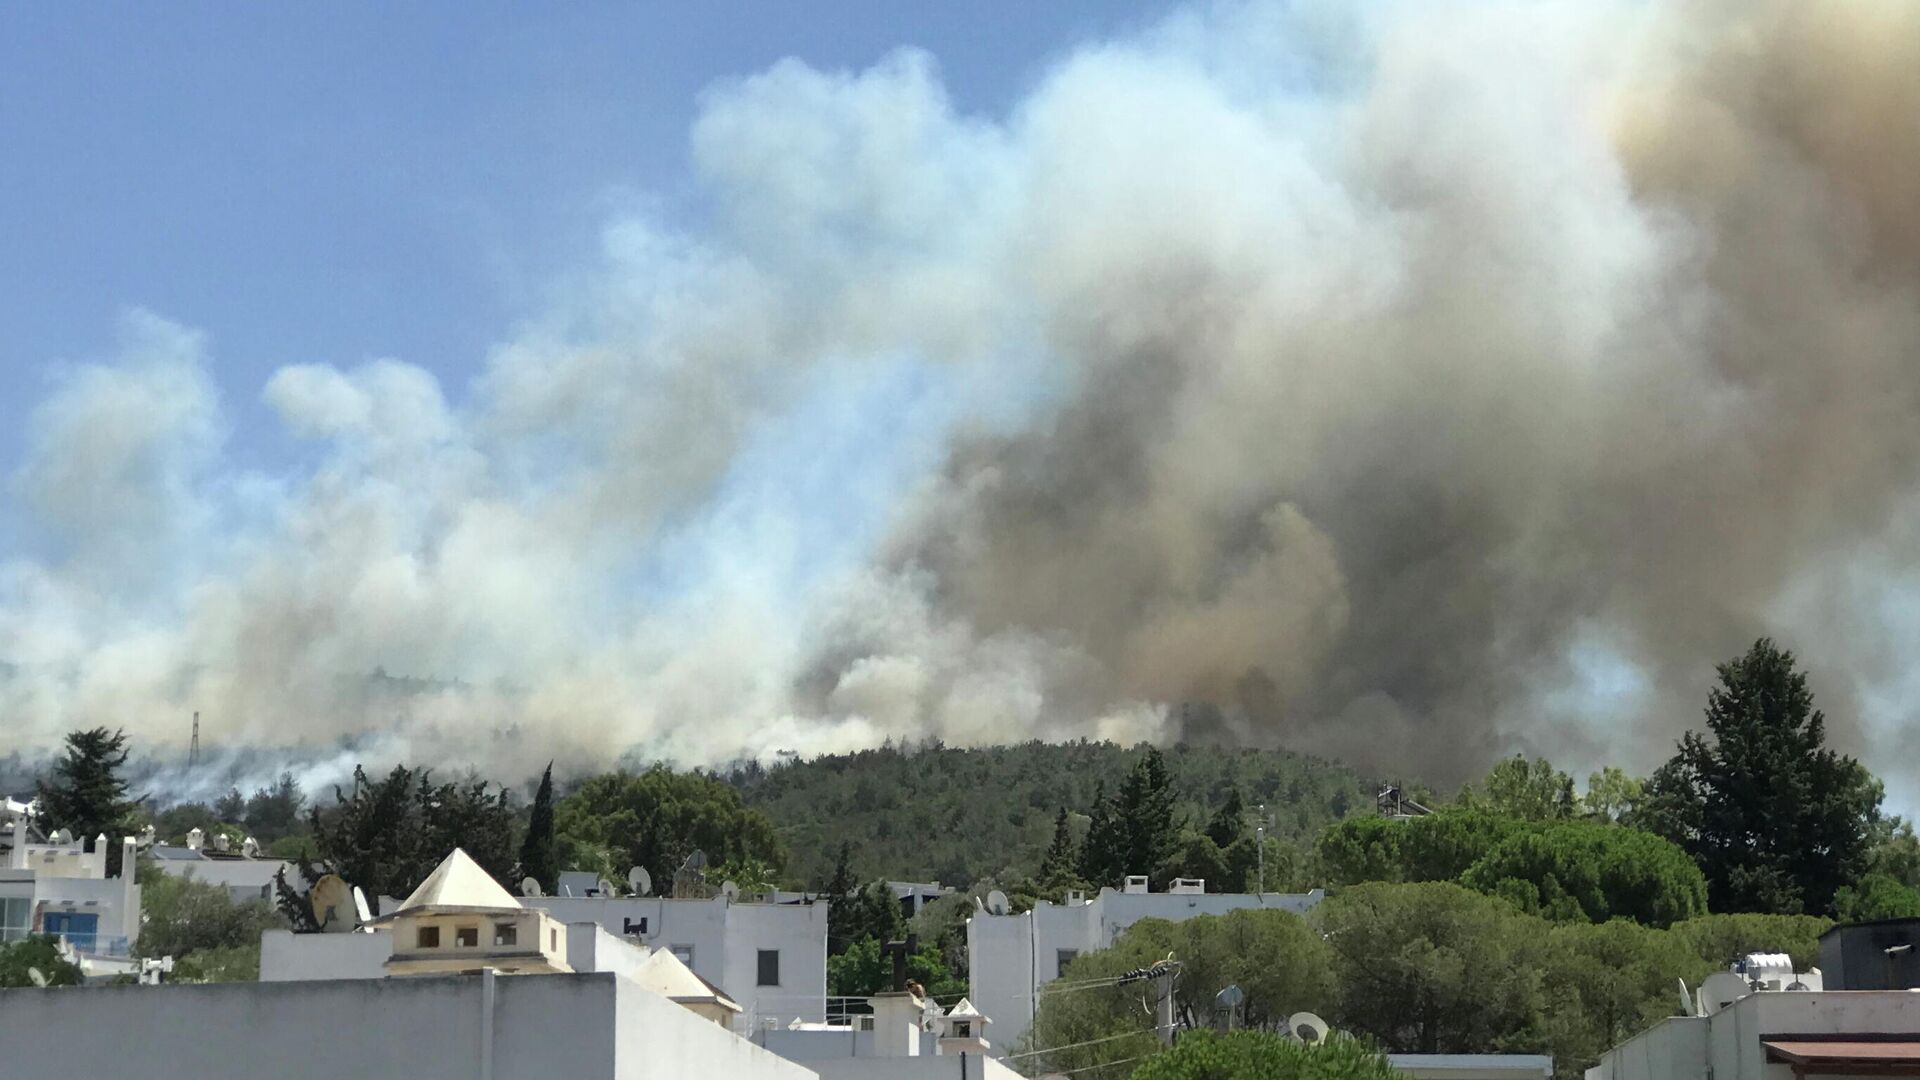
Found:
392,848 -> 522,914
634,949 -> 741,1012
946,998 -> 987,1021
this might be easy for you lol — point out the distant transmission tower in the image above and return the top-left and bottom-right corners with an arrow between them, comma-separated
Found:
188,711 -> 200,770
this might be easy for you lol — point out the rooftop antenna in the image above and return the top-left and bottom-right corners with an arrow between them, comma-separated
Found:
188,711 -> 200,770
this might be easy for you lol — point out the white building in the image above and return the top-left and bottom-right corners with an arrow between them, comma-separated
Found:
529,891 -> 828,1031
967,877 -> 1325,1050
0,970 -> 818,1080
1588,989 -> 1920,1080
755,990 -> 1019,1080
0,820 -> 141,978
259,852 -> 828,1036
146,834 -> 293,904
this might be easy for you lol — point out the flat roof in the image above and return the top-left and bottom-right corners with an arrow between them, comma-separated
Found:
1387,1054 -> 1554,1074
1764,1039 -> 1920,1074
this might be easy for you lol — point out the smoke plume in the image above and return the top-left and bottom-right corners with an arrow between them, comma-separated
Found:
5,0 -> 1920,800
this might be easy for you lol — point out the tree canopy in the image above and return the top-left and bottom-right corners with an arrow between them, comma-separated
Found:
1130,1032 -> 1402,1080
136,865 -> 286,982
0,935 -> 83,988
1459,820 -> 1707,926
1319,882 -> 1547,1055
291,764 -> 518,914
1637,639 -> 1881,915
555,766 -> 785,893
1019,908 -> 1334,1078
1461,757 -> 1577,821
36,727 -> 142,873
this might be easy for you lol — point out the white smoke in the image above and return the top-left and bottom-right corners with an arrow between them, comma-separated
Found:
3,0 -> 1919,808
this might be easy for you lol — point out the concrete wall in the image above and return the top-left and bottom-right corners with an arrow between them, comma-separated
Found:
968,887 -> 1324,1050
1592,992 -> 1920,1080
260,927 -> 393,980
615,970 -> 819,1080
0,971 -> 816,1080
804,1056 -> 1019,1080
568,922 -> 654,984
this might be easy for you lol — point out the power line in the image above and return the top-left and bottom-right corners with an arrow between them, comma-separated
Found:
1006,1029 -> 1154,1061
1056,1053 -> 1153,1075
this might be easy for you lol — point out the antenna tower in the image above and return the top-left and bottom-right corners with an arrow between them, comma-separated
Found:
188,711 -> 200,770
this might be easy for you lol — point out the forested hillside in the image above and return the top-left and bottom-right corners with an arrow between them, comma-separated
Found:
725,740 -> 1377,887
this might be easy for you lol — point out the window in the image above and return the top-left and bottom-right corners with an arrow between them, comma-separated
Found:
417,926 -> 440,949
757,949 -> 780,986
1056,948 -> 1079,974
0,898 -> 29,942
953,1021 -> 973,1038
455,926 -> 479,948
670,944 -> 694,966
551,929 -> 558,951
493,923 -> 517,947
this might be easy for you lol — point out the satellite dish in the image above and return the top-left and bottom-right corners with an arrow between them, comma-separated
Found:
1678,978 -> 1696,1017
352,886 -> 374,927
1215,985 -> 1245,1009
27,967 -> 47,987
310,874 -> 354,932
520,876 -> 543,897
684,849 -> 708,871
627,866 -> 652,896
986,890 -> 1011,916
721,880 -> 741,902
1289,1012 -> 1330,1044
1700,972 -> 1749,1016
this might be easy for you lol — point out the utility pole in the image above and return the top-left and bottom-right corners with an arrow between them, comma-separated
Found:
1156,965 -> 1176,1045
1256,802 -> 1266,896
188,711 -> 200,770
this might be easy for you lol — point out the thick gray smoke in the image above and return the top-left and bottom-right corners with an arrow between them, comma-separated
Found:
4,0 -> 1919,798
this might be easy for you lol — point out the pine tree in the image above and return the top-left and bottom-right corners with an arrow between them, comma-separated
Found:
1079,781 -> 1120,886
825,842 -> 859,954
518,761 -> 559,895
1041,806 -> 1078,879
1207,786 -> 1247,848
35,727 -> 141,875
1643,639 -> 1881,914
1115,747 -> 1181,885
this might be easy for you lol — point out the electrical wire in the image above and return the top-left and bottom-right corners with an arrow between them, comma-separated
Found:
1056,1053 -> 1153,1075
1004,1030 -> 1154,1060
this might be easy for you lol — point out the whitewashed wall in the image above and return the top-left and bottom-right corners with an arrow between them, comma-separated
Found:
0,971 -> 818,1080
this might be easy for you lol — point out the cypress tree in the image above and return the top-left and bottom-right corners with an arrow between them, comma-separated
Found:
518,761 -> 559,894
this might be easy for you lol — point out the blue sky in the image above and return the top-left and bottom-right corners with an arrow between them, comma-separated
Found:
0,2 -> 1171,475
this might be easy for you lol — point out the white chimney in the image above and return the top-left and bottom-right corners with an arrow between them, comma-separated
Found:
186,827 -> 204,852
867,993 -> 924,1058
1123,875 -> 1150,895
1170,878 -> 1205,895
8,820 -> 24,870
